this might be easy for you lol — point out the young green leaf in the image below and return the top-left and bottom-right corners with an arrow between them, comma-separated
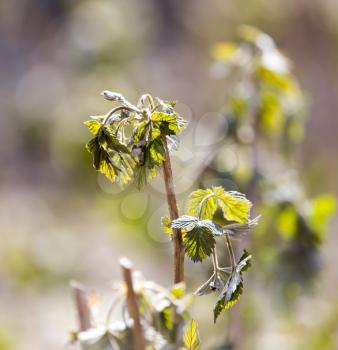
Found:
84,120 -> 102,135
170,215 -> 199,231
161,216 -> 173,235
183,320 -> 201,350
213,252 -> 252,322
86,137 -> 121,182
149,137 -> 165,163
151,111 -> 181,135
183,225 -> 216,262
171,216 -> 223,237
213,186 -> 252,223
186,189 -> 217,220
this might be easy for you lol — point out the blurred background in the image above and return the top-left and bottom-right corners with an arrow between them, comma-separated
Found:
0,0 -> 338,349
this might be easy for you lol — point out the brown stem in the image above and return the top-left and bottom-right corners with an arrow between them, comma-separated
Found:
119,257 -> 146,350
162,136 -> 184,283
70,280 -> 92,332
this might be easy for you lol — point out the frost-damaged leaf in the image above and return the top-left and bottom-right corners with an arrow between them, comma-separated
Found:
186,189 -> 217,220
183,320 -> 201,350
184,225 -> 215,262
161,216 -> 173,235
213,251 -> 252,322
213,186 -> 252,223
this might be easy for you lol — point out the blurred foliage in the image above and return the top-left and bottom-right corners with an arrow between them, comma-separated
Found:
0,327 -> 12,350
207,26 -> 337,300
74,277 -> 197,350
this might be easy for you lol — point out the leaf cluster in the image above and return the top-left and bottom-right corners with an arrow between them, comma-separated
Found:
170,186 -> 259,321
212,25 -> 306,148
85,93 -> 187,188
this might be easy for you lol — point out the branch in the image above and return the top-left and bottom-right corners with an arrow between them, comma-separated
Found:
119,258 -> 146,350
162,136 -> 185,283
70,280 -> 92,332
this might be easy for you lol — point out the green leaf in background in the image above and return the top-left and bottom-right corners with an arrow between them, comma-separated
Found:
309,194 -> 337,242
211,42 -> 238,63
213,186 -> 252,223
183,320 -> 201,350
259,90 -> 284,137
277,206 -> 297,240
170,283 -> 186,299
186,188 -> 217,220
183,225 -> 216,262
213,251 -> 252,322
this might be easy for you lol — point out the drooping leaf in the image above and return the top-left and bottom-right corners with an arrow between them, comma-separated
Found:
220,215 -> 261,238
183,320 -> 201,350
98,126 -> 130,154
86,137 -> 121,182
213,186 -> 252,223
111,153 -> 135,187
213,251 -> 252,322
186,188 -> 217,220
149,137 -> 165,163
183,225 -> 216,262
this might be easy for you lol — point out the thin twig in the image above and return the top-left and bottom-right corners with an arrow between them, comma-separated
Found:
70,280 -> 92,332
162,136 -> 184,283
225,234 -> 236,269
120,257 -> 146,350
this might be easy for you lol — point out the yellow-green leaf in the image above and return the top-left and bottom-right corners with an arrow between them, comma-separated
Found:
183,320 -> 201,350
186,188 -> 217,220
84,120 -> 102,135
161,216 -> 173,235
277,206 -> 297,240
213,186 -> 251,223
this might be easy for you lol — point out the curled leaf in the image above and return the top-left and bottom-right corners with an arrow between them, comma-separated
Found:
213,251 -> 252,322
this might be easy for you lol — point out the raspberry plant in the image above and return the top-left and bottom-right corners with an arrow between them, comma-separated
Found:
72,90 -> 259,349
